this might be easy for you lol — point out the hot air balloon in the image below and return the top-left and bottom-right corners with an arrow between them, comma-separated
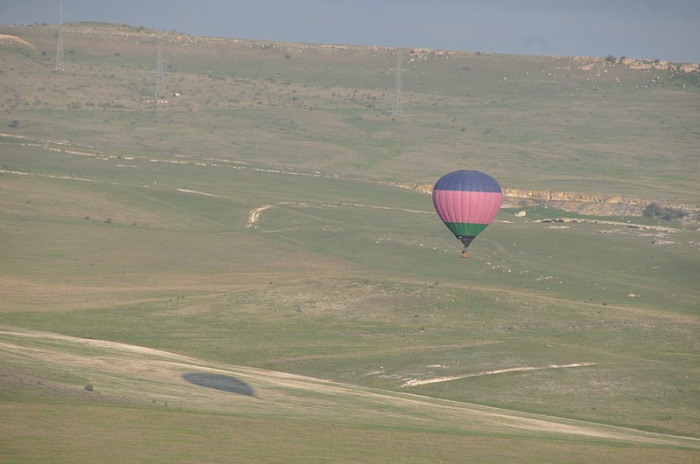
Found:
432,170 -> 503,258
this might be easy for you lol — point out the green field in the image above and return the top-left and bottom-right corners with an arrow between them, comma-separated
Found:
1,23 -> 699,462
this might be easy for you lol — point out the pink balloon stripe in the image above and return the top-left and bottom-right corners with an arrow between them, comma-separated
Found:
433,190 -> 503,225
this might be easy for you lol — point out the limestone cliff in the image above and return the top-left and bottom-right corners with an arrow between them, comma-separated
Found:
390,182 -> 699,221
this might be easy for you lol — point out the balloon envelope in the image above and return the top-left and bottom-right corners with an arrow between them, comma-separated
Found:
432,170 -> 503,249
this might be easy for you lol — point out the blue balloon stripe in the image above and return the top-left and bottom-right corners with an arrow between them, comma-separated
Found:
433,170 -> 502,193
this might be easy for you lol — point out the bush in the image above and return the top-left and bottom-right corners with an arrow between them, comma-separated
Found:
642,202 -> 687,221
642,202 -> 663,217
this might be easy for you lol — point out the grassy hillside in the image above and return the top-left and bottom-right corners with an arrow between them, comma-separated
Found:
2,23 -> 699,199
1,23 -> 699,462
2,328 -> 698,463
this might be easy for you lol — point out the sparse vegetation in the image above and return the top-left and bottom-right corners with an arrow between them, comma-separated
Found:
642,202 -> 688,220
0,22 -> 698,463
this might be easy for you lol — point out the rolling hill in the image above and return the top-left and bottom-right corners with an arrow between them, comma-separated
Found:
1,22 -> 699,462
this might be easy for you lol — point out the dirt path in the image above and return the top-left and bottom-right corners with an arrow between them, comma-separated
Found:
176,188 -> 220,198
0,34 -> 36,49
402,362 -> 596,387
247,205 -> 273,227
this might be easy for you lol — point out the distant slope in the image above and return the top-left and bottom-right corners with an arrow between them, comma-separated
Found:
1,23 -> 698,202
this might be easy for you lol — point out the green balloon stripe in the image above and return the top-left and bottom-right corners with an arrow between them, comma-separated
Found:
443,222 -> 489,237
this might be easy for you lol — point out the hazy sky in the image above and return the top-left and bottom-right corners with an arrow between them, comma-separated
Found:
2,0 -> 699,63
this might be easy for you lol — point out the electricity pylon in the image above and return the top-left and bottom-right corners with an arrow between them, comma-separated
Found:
55,0 -> 65,72
153,44 -> 165,99
392,48 -> 403,118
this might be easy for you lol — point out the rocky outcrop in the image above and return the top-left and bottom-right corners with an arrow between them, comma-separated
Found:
573,55 -> 699,73
502,189 -> 700,222
500,188 -> 648,215
623,59 -> 699,73
390,182 -> 699,221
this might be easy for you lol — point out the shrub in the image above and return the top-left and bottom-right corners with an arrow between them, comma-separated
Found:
642,202 -> 663,217
642,202 -> 687,220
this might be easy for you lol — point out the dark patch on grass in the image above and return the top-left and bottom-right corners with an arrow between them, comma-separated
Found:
182,373 -> 255,397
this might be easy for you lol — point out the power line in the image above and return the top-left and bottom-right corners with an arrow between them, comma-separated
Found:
392,48 -> 403,118
153,44 -> 165,99
55,0 -> 65,72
